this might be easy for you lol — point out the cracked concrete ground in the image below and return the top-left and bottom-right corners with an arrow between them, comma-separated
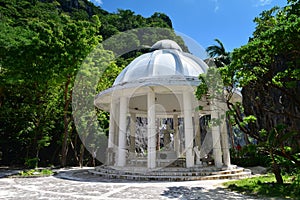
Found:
0,168 -> 273,200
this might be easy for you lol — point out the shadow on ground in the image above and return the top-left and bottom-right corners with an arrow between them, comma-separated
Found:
161,186 -> 257,200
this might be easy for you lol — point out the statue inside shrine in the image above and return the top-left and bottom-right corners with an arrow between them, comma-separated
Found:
162,122 -> 173,150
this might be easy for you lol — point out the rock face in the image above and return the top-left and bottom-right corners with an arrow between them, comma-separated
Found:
248,166 -> 268,175
56,0 -> 92,16
58,0 -> 79,10
38,0 -> 95,16
242,60 -> 300,150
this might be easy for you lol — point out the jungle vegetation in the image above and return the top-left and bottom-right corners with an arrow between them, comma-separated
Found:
0,1 -> 299,187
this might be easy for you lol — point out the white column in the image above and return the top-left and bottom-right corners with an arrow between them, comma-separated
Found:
108,102 -> 116,149
194,111 -> 201,165
117,96 -> 128,167
129,113 -> 136,158
113,102 -> 119,165
194,111 -> 201,150
156,118 -> 160,151
220,109 -> 231,167
183,91 -> 194,168
112,102 -> 119,166
147,90 -> 156,169
173,114 -> 180,156
107,101 -> 116,165
211,100 -> 223,168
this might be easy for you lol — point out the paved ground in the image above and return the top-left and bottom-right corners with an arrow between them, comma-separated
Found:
0,168 -> 273,200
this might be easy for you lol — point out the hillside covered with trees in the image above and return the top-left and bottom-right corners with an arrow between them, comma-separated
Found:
0,0 -> 185,167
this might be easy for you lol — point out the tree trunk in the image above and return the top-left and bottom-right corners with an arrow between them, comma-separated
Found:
61,117 -> 69,167
35,148 -> 40,169
79,144 -> 85,168
61,75 -> 72,167
273,162 -> 283,184
70,134 -> 80,165
227,115 -> 235,148
244,132 -> 250,145
270,149 -> 283,184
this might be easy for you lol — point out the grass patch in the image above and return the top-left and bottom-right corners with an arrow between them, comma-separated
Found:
18,169 -> 54,177
223,174 -> 300,199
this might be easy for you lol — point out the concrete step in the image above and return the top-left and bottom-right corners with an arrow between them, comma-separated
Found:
89,166 -> 251,181
95,165 -> 238,173
93,167 -> 245,177
89,170 -> 251,181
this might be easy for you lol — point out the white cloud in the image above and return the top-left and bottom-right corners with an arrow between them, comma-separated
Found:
211,0 -> 220,13
88,0 -> 103,6
96,0 -> 103,5
255,0 -> 272,7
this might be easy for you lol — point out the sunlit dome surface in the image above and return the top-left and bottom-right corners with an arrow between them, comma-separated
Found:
113,40 -> 208,86
150,39 -> 183,52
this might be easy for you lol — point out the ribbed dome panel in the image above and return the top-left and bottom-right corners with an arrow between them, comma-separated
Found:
113,40 -> 208,86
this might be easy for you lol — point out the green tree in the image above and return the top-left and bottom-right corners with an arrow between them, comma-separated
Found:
0,0 -> 182,168
0,0 -> 64,166
214,0 -> 300,183
147,12 -> 173,28
0,0 -> 102,167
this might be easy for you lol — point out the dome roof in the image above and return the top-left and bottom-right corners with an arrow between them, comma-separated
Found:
150,39 -> 183,52
113,40 -> 208,86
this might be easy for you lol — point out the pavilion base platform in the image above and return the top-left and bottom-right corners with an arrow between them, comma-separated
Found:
89,165 -> 251,181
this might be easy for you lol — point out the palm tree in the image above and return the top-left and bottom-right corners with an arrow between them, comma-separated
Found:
206,39 -> 230,67
206,39 -> 248,149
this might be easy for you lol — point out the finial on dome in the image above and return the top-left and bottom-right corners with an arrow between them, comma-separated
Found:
150,39 -> 183,52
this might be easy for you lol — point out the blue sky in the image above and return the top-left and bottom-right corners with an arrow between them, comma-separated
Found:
90,0 -> 287,55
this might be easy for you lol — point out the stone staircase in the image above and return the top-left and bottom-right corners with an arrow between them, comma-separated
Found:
89,165 -> 251,181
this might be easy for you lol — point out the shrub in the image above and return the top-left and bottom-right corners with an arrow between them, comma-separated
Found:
24,158 -> 39,168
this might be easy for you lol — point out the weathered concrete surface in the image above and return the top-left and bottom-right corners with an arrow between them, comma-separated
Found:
0,168 -> 272,200
247,166 -> 268,175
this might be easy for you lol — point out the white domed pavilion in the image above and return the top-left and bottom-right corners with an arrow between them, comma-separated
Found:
94,39 -> 232,170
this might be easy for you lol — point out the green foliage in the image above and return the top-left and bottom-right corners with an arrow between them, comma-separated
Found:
196,67 -> 224,101
0,0 -> 103,167
274,154 -> 299,173
291,170 -> 300,197
0,0 -> 179,167
24,158 -> 39,169
224,174 -> 300,199
230,1 -> 300,91
230,144 -> 271,167
243,115 -> 257,124
258,124 -> 299,167
99,9 -> 174,40
19,169 -> 53,177
103,27 -> 188,59
222,0 -> 300,150
205,0 -> 300,183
